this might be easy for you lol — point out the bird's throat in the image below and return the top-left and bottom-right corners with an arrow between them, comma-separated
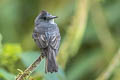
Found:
49,19 -> 55,24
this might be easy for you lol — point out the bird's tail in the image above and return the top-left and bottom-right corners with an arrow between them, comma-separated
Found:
45,46 -> 58,73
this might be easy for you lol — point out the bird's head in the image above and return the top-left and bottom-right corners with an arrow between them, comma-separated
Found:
40,10 -> 58,20
35,10 -> 58,24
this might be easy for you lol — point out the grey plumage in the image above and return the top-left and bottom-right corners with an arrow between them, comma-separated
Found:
32,11 -> 61,73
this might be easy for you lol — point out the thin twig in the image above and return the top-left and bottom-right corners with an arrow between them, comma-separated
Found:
16,55 -> 43,80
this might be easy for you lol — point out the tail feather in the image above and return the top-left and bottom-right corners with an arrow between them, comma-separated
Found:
45,46 -> 58,73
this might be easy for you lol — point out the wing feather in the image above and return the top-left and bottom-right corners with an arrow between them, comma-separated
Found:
50,34 -> 61,50
33,32 -> 48,48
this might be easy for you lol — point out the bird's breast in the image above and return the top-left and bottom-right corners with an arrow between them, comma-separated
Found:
35,26 -> 57,34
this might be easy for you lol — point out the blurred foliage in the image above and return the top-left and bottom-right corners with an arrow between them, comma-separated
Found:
58,0 -> 88,68
0,0 -> 120,80
0,34 -> 2,53
0,43 -> 22,73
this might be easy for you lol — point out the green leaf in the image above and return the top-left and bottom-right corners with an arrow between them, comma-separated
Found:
45,67 -> 66,80
0,68 -> 15,80
45,73 -> 59,80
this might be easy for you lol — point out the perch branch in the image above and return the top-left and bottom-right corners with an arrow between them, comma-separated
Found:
16,55 -> 43,80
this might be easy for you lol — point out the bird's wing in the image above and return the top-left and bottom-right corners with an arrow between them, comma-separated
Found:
49,32 -> 61,50
32,32 -> 48,48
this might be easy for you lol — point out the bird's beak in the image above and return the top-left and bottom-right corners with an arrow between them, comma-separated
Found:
52,16 -> 58,18
49,16 -> 58,19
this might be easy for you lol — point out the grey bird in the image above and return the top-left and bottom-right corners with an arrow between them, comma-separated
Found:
32,10 -> 61,73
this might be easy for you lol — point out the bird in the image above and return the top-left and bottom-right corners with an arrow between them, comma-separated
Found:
32,10 -> 61,73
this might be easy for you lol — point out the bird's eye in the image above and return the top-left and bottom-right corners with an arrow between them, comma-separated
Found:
43,17 -> 46,20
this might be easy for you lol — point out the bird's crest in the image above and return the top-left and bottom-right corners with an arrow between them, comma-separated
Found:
40,10 -> 48,17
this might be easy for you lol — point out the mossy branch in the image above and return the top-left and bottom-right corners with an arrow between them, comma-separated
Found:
16,55 -> 43,80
